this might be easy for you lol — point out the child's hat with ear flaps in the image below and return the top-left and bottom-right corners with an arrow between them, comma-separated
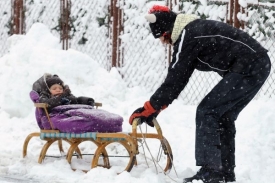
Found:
145,5 -> 177,38
46,75 -> 64,88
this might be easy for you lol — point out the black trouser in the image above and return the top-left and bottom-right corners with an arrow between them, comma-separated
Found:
195,54 -> 271,170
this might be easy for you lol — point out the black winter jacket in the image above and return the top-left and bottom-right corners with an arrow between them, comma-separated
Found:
150,17 -> 268,110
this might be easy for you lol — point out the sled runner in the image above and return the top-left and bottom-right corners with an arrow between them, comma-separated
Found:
23,91 -> 173,174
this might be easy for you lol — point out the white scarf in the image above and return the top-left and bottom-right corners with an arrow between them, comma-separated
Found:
171,14 -> 198,44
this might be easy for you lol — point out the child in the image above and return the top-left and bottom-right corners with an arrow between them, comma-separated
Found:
31,73 -> 123,133
34,73 -> 94,110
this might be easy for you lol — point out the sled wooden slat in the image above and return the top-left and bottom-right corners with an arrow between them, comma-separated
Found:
34,103 -> 48,108
40,132 -> 97,140
94,102 -> 102,108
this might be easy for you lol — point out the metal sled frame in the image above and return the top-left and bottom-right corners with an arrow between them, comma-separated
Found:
23,102 -> 173,173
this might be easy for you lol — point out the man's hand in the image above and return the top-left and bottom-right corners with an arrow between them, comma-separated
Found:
129,101 -> 158,127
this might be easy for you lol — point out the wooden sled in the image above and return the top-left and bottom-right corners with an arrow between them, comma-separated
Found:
23,102 -> 173,173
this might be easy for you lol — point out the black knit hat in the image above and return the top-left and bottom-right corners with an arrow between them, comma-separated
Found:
146,5 -> 177,38
46,75 -> 64,88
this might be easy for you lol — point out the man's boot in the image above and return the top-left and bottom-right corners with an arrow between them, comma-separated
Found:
223,166 -> 236,182
183,166 -> 225,183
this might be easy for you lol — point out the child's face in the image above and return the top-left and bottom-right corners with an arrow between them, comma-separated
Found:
49,84 -> 64,96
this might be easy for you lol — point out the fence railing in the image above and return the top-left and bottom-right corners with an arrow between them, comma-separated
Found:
1,0 -> 274,104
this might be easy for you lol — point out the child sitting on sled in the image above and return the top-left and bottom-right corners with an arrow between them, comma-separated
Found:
33,73 -> 95,110
31,73 -> 123,133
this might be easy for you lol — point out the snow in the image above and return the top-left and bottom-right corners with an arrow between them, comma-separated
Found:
0,16 -> 275,183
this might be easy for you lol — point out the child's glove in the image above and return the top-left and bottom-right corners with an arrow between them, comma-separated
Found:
129,101 -> 158,127
61,97 -> 70,105
77,96 -> 95,106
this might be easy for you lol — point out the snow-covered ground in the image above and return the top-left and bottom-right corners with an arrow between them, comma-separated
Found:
0,23 -> 274,183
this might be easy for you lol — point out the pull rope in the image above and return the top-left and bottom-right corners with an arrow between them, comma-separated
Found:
138,124 -> 179,183
137,136 -> 150,168
156,144 -> 163,162
138,125 -> 159,172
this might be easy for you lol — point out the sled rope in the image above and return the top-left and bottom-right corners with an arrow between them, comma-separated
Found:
138,125 -> 179,182
138,151 -> 180,182
138,125 -> 159,173
156,144 -> 162,162
138,137 -> 150,168
138,125 -> 163,165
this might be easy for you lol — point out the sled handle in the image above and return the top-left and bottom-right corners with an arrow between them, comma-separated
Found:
131,118 -> 164,139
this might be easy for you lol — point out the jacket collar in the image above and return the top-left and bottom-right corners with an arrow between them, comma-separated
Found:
171,14 -> 198,44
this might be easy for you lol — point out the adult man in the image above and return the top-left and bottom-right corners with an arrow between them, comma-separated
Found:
129,5 -> 271,183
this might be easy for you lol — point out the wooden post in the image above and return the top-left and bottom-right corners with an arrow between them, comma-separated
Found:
117,2 -> 123,68
228,0 -> 234,26
111,0 -> 118,68
234,0 -> 240,28
12,0 -> 24,35
60,0 -> 71,50
108,0 -> 113,70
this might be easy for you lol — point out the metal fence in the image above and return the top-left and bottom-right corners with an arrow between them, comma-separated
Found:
0,0 -> 274,104
0,0 -> 11,58
69,0 -> 111,69
24,0 -> 60,37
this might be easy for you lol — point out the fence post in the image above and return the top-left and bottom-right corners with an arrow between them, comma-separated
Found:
109,0 -> 114,70
228,0 -> 233,26
111,0 -> 119,68
60,0 -> 71,50
233,0 -> 241,28
117,1 -> 123,68
11,0 -> 24,35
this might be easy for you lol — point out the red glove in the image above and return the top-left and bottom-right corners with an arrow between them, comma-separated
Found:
129,101 -> 158,127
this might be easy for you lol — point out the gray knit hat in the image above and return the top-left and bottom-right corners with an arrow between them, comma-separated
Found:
46,75 -> 64,88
